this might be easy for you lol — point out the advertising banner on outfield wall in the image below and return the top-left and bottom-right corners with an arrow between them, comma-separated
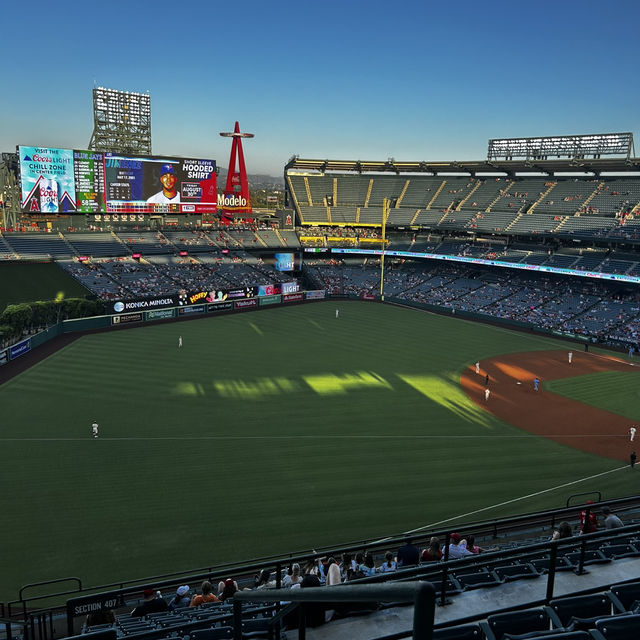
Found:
111,313 -> 143,325
283,293 -> 303,303
178,305 -> 206,315
208,301 -> 234,313
145,308 -> 176,321
234,298 -> 257,309
305,290 -> 326,300
112,297 -> 177,314
259,295 -> 282,306
9,339 -> 31,359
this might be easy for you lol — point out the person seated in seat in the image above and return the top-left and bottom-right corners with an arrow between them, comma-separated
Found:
421,537 -> 443,562
396,537 -> 420,567
189,580 -> 219,606
443,533 -> 473,559
379,551 -> 397,572
551,521 -> 573,540
217,578 -> 238,601
168,585 -> 190,610
131,588 -> 169,616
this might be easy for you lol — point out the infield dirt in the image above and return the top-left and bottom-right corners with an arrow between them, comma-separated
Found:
461,349 -> 640,462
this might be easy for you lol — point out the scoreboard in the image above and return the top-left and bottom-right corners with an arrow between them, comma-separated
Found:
18,146 -> 217,215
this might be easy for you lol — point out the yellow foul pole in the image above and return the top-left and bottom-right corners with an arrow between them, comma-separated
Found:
380,198 -> 388,300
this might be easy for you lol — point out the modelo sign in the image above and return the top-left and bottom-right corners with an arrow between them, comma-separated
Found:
217,194 -> 248,207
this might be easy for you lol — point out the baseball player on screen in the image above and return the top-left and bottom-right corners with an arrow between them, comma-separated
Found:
147,164 -> 180,204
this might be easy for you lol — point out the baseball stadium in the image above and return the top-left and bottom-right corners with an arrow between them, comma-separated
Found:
4,95 -> 640,639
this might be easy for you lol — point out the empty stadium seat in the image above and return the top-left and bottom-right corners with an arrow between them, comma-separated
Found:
562,550 -> 610,567
518,633 -> 591,640
241,617 -> 280,638
454,570 -> 503,591
592,613 -> 640,639
493,563 -> 540,582
480,607 -> 561,640
432,623 -> 484,639
547,593 -> 618,630
599,543 -> 640,560
189,628 -> 234,640
529,556 -> 575,573
608,581 -> 640,612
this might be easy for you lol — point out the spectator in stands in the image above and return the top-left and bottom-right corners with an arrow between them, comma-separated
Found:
465,534 -> 486,554
421,536 -> 443,562
359,552 -> 376,576
443,533 -> 473,559
339,552 -> 357,579
189,580 -> 219,606
168,585 -> 191,610
254,569 -> 276,589
579,500 -> 599,534
283,563 -> 303,587
325,557 -> 342,586
85,608 -> 115,629
551,521 -> 573,540
379,551 -> 397,572
217,579 -> 238,601
396,537 -> 420,567
131,588 -> 169,616
602,505 -> 624,529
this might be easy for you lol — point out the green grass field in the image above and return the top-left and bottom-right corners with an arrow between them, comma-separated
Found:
1,301 -> 638,601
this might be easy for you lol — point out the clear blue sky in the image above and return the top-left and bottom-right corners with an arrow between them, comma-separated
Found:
3,0 -> 639,175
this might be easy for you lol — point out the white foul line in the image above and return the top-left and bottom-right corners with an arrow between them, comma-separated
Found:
404,464 -> 627,535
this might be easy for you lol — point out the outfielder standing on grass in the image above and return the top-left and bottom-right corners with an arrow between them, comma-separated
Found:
178,335 -> 183,348
92,420 -> 99,439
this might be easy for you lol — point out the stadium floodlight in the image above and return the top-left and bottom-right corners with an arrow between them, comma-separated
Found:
488,133 -> 634,162
88,87 -> 152,155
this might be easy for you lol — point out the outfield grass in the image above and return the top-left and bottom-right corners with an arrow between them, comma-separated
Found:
0,301 -> 636,600
547,370 -> 640,421
0,262 -> 89,311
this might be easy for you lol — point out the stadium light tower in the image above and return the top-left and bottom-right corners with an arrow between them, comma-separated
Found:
219,122 -> 254,219
88,87 -> 152,155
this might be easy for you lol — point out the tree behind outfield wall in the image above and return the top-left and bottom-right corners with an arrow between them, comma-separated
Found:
0,298 -> 105,343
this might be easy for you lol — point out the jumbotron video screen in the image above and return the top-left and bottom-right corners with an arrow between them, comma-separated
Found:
18,146 -> 217,214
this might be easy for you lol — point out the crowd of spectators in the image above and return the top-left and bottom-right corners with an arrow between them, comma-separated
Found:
308,258 -> 640,346
60,253 -> 298,301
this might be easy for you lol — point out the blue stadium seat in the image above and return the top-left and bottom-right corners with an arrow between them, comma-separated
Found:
592,613 -> 640,639
190,628 -> 234,640
547,593 -> 618,630
432,623 -> 484,639
480,607 -> 561,640
609,581 -> 640,612
454,570 -> 503,591
493,563 -> 540,582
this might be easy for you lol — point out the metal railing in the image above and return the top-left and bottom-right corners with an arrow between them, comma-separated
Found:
232,582 -> 436,640
4,496 -> 640,639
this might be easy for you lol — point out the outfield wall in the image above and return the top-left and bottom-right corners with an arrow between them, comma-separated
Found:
0,289 -> 596,371
0,291 -> 326,367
